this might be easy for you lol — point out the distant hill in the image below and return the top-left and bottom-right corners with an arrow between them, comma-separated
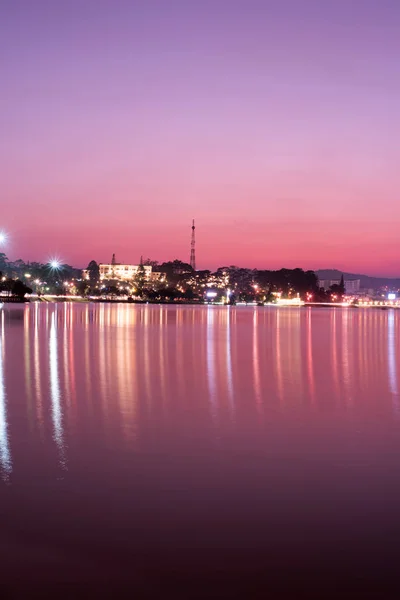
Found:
315,269 -> 400,290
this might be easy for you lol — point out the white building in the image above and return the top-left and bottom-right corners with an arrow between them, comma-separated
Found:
98,263 -> 152,281
83,263 -> 160,282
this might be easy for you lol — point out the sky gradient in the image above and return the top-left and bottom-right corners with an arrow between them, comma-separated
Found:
1,0 -> 400,274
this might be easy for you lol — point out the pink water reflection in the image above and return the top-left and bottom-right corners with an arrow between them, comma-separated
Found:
0,304 -> 400,587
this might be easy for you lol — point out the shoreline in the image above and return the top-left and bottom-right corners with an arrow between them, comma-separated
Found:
3,297 -> 398,309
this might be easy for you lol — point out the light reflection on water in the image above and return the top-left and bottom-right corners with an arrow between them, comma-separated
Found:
34,302 -> 44,434
306,308 -> 315,405
0,311 -> 12,479
49,309 -> 67,470
207,307 -> 217,420
1,304 -> 399,454
226,308 -> 234,412
388,310 -> 399,408
1,303 -> 400,585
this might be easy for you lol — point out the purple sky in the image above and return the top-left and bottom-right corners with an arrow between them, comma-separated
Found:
1,0 -> 400,274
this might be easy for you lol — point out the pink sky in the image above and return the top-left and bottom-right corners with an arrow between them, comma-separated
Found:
1,0 -> 400,275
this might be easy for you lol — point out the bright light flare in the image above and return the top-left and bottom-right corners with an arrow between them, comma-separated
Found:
0,231 -> 7,245
48,258 -> 62,270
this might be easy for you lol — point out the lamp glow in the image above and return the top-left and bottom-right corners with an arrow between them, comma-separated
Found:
48,259 -> 62,270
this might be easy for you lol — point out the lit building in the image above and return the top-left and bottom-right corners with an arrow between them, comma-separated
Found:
82,263 -> 160,282
99,263 -> 152,281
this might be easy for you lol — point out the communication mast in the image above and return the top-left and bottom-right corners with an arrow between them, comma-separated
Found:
190,219 -> 196,271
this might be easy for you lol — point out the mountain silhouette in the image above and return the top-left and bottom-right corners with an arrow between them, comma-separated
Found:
316,269 -> 400,290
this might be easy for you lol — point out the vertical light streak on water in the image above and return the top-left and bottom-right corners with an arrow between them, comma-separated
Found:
98,304 -> 109,421
34,303 -> 44,434
374,311 -> 383,380
342,310 -> 352,408
116,307 -> 126,420
159,307 -> 167,410
84,305 -> 92,409
252,309 -> 262,413
356,312 -> 362,390
143,308 -> 152,409
117,306 -> 136,442
124,308 -> 136,440
207,307 -> 217,420
388,311 -> 399,411
361,311 -> 368,390
226,307 -> 234,413
175,309 -> 185,400
275,310 -> 284,405
49,310 -> 67,470
306,308 -> 315,405
63,305 -> 71,408
0,311 -> 12,480
24,307 -> 33,428
331,309 -> 340,401
290,309 -> 303,399
68,305 -> 77,407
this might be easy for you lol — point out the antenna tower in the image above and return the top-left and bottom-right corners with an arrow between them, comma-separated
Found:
190,219 -> 196,271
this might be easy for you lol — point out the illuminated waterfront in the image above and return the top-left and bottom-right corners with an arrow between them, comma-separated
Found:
1,304 -> 400,591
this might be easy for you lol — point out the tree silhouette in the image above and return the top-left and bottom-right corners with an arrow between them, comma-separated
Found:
0,253 -> 8,273
87,260 -> 100,282
76,280 -> 90,297
133,260 -> 146,295
143,258 -> 159,268
12,280 -> 32,299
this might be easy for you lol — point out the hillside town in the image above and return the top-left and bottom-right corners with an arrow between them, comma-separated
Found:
0,251 -> 398,305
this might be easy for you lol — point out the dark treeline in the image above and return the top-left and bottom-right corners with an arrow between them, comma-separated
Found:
0,253 -> 81,297
0,254 -> 80,281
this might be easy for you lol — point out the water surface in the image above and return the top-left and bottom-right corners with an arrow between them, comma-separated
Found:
1,303 -> 400,593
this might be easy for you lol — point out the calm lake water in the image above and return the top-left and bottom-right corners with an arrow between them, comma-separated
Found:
1,303 -> 400,594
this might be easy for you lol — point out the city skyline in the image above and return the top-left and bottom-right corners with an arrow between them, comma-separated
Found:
2,1 -> 400,275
